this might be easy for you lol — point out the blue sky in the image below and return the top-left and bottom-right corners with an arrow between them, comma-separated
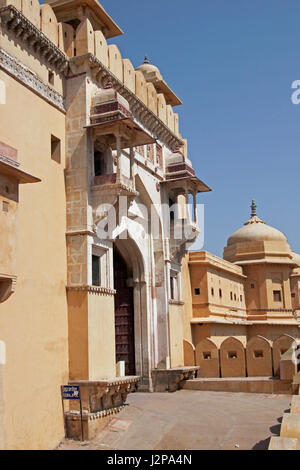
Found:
99,0 -> 300,257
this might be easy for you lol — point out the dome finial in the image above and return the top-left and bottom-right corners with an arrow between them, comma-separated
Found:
144,55 -> 150,64
251,199 -> 257,217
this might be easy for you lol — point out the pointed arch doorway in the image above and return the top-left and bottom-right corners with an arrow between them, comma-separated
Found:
113,247 -> 136,376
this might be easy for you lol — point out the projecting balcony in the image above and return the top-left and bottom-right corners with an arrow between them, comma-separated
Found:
94,173 -> 117,186
92,172 -> 136,194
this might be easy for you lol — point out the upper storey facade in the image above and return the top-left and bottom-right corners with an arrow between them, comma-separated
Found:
0,0 -> 188,151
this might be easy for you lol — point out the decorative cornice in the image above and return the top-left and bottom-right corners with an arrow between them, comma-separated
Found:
70,376 -> 140,387
0,273 -> 17,303
0,6 -> 68,73
65,405 -> 126,422
69,54 -> 183,151
0,7 -> 183,151
0,48 -> 66,112
248,309 -> 295,313
66,285 -> 116,296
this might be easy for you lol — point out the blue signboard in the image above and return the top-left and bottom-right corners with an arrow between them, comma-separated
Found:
62,385 -> 81,400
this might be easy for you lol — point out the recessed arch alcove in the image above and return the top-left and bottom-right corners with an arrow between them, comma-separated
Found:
113,236 -> 151,390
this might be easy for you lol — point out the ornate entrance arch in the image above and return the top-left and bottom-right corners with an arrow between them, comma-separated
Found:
114,248 -> 136,376
113,237 -> 152,390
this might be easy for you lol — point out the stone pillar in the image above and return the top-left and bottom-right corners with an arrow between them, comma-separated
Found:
193,191 -> 197,224
116,132 -> 122,183
133,280 -> 153,391
130,145 -> 135,189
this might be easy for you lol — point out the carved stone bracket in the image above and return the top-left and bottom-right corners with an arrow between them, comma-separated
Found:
68,376 -> 140,414
0,274 -> 17,303
66,285 -> 116,296
64,376 -> 140,440
151,366 -> 199,393
0,6 -> 68,74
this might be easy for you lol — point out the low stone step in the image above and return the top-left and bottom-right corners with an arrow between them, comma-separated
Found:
291,396 -> 300,413
183,377 -> 292,394
269,436 -> 299,450
281,414 -> 300,439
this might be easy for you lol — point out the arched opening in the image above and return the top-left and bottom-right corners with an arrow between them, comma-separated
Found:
113,246 -> 136,376
111,202 -> 154,390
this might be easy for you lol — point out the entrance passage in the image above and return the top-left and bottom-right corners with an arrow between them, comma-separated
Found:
113,249 -> 136,376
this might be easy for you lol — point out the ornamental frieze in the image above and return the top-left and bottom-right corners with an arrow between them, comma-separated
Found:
0,48 -> 65,112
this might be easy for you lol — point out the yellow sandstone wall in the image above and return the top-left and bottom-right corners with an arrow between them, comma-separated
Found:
88,292 -> 116,380
181,254 -> 193,343
0,70 -> 68,450
68,291 -> 116,380
0,174 -> 17,277
169,303 -> 184,368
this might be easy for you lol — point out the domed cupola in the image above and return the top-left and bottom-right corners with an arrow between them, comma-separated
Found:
136,56 -> 163,82
136,56 -> 182,107
90,78 -> 132,125
223,201 -> 293,265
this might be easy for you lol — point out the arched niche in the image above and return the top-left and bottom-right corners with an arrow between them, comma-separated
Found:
183,340 -> 195,367
246,335 -> 273,377
113,236 -> 149,388
220,337 -> 246,378
196,338 -> 220,378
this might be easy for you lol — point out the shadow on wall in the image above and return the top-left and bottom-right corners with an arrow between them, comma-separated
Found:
183,334 -> 298,379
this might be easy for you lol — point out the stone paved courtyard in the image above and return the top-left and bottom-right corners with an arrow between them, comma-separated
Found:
57,390 -> 291,450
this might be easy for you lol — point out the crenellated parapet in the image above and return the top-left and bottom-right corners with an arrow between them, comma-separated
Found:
0,1 -> 188,141
0,4 -> 68,72
69,53 -> 183,151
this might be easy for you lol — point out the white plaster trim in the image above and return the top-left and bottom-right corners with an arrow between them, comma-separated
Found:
0,49 -> 65,112
0,341 -> 6,365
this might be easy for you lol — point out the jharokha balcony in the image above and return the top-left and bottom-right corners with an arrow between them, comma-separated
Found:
92,172 -> 136,194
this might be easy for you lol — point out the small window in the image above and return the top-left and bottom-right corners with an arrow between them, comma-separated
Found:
2,201 -> 9,212
211,288 -> 214,296
254,350 -> 263,359
48,71 -> 54,86
51,135 -> 61,163
170,273 -> 179,301
273,290 -> 282,302
194,288 -> 200,296
230,292 -> 233,301
92,255 -> 100,287
240,295 -> 243,302
203,352 -> 211,360
170,277 -> 175,300
292,293 -> 296,299
234,294 -> 237,301
219,289 -> 222,298
251,284 -> 255,289
228,351 -> 237,359
169,198 -> 175,221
